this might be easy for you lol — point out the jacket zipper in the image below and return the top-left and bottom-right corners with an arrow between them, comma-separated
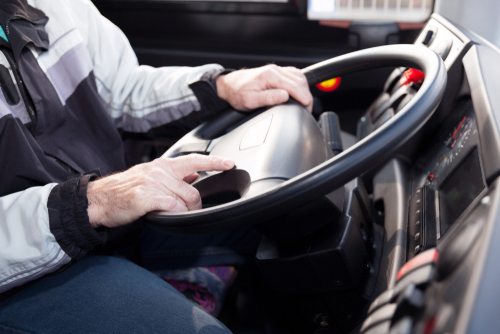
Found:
3,13 -> 41,135
1,48 -> 37,134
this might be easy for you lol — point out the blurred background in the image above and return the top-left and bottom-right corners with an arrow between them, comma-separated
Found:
435,0 -> 500,48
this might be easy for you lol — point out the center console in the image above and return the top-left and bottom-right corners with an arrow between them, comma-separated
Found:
357,14 -> 500,334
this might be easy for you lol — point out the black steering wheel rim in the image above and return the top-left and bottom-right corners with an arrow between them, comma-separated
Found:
144,44 -> 447,234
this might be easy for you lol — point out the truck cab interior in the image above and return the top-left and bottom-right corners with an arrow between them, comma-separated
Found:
92,0 -> 500,333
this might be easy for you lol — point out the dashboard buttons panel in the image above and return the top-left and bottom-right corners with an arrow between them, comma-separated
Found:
408,187 -> 424,259
360,304 -> 397,333
393,283 -> 425,322
394,264 -> 434,296
408,186 -> 438,261
397,249 -> 439,281
368,288 -> 396,315
390,316 -> 413,334
363,321 -> 391,334
364,250 -> 439,333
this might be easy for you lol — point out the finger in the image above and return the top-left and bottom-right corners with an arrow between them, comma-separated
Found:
166,154 -> 235,179
141,180 -> 188,209
263,68 -> 312,109
282,68 -> 316,112
183,173 -> 199,184
270,66 -> 307,89
284,66 -> 307,80
280,66 -> 306,82
279,68 -> 313,111
146,195 -> 188,213
249,89 -> 289,109
163,176 -> 202,211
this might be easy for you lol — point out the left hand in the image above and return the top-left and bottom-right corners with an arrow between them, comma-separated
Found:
87,154 -> 235,228
216,65 -> 313,112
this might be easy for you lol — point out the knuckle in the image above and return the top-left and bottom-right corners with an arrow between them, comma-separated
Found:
241,95 -> 253,108
171,192 -> 182,204
150,167 -> 165,179
151,197 -> 163,211
267,93 -> 275,105
186,187 -> 201,204
259,71 -> 269,80
262,68 -> 276,79
153,158 -> 173,175
161,157 -> 174,169
131,188 -> 142,202
150,158 -> 164,170
174,177 -> 185,190
163,196 -> 178,211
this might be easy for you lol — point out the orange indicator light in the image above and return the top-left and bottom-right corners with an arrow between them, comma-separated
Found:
316,77 -> 341,92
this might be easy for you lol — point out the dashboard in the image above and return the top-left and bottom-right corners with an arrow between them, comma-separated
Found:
408,100 -> 486,259
355,13 -> 500,334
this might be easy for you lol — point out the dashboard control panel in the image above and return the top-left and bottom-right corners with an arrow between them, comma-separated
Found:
356,13 -> 494,334
357,17 -> 468,141
361,249 -> 439,334
409,100 -> 486,260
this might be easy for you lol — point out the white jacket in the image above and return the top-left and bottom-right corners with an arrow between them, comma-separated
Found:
0,0 -> 223,294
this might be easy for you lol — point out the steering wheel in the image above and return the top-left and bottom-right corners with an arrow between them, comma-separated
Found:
144,45 -> 446,237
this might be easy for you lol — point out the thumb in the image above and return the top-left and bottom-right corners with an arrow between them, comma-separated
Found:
253,89 -> 289,108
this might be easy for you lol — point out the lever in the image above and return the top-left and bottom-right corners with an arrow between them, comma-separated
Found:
319,111 -> 343,156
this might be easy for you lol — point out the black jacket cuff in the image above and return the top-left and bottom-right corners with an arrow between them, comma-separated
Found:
189,69 -> 234,114
47,171 -> 107,260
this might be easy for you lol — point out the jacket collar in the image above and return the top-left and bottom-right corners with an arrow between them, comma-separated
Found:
0,0 -> 49,61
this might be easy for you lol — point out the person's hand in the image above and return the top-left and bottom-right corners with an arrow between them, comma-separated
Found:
86,154 -> 235,228
216,65 -> 313,112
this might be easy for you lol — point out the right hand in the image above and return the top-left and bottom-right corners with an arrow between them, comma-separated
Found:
86,154 -> 235,228
216,65 -> 313,112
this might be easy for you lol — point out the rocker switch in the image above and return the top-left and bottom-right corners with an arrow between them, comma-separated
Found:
423,30 -> 434,45
393,283 -> 425,322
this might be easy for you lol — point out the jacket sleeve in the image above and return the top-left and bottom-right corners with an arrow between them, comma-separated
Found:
0,172 -> 105,294
0,184 -> 68,293
69,0 -> 227,133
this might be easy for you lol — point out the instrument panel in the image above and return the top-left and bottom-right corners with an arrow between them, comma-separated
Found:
408,100 -> 486,260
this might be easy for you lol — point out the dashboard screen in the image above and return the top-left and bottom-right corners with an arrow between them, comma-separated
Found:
439,148 -> 484,236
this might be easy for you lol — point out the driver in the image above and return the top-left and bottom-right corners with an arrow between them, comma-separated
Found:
0,0 -> 312,333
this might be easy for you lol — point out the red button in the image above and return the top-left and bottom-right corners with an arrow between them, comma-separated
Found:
399,68 -> 425,86
397,248 -> 439,281
423,315 -> 437,334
